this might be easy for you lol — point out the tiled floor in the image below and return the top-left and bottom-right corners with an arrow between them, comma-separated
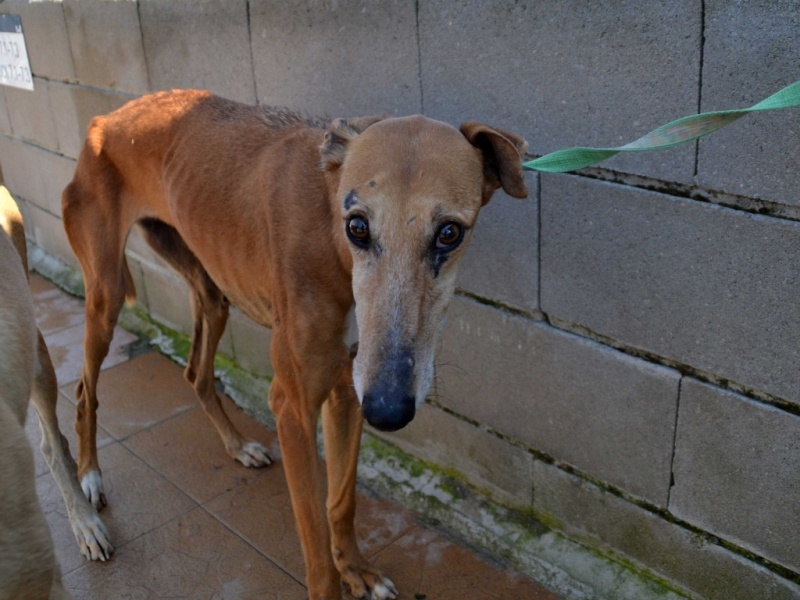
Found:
25,274 -> 560,600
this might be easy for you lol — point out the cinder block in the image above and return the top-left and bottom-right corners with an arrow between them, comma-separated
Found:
47,80 -> 133,159
139,261 -> 234,358
63,0 -> 149,94
3,78 -> 59,151
0,136 -> 76,216
534,461 -> 800,600
18,200 -> 78,270
139,0 -> 255,105
0,0 -> 75,81
139,263 -> 193,336
696,1 -> 800,206
379,403 -> 535,507
456,171 -> 538,312
0,135 -> 39,203
250,0 -> 420,117
540,174 -> 800,406
125,256 -> 149,313
124,225 -> 163,268
419,0 -> 701,182
438,296 -> 680,506
670,380 -> 800,573
228,307 -> 273,379
0,89 -> 13,136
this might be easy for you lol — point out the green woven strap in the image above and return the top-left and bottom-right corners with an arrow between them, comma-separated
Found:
522,80 -> 800,173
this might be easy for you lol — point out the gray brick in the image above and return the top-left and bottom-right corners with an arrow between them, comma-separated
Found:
419,0 -> 701,182
456,172 -> 538,312
124,224 -> 164,269
0,89 -> 13,136
139,0 -> 255,105
228,307 -> 273,380
438,296 -> 679,506
139,262 -> 234,358
379,403 -> 535,508
540,174 -> 800,406
139,262 -> 194,336
4,78 -> 58,151
17,199 -> 78,270
670,380 -> 800,573
125,256 -> 149,313
250,0 -> 420,117
534,461 -> 800,600
47,81 -> 132,159
0,136 -> 76,216
0,0 -> 75,81
696,1 -> 800,206
63,0 -> 149,94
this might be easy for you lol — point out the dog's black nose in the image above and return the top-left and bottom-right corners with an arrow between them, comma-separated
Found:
362,392 -> 416,432
361,347 -> 417,431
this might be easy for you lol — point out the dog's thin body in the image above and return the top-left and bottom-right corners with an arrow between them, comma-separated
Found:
0,190 -> 111,600
63,89 -> 527,599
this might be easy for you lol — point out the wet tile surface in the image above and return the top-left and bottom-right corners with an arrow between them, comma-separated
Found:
25,277 -> 560,599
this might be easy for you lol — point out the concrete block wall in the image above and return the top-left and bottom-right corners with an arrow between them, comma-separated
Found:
0,1 -> 797,598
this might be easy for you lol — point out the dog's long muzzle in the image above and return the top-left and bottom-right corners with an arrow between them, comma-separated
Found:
360,348 -> 417,432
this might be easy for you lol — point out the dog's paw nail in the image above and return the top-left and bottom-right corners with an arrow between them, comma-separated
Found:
371,578 -> 398,600
237,440 -> 273,467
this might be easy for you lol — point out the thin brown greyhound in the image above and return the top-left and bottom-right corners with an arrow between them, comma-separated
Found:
0,189 -> 111,600
62,90 -> 527,600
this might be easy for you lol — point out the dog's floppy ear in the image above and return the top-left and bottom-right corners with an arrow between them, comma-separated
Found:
321,115 -> 388,171
460,121 -> 529,204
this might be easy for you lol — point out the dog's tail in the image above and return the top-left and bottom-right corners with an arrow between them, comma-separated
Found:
0,185 -> 29,276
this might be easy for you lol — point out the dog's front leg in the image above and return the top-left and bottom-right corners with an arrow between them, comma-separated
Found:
270,376 -> 341,600
322,371 -> 398,600
31,332 -> 113,561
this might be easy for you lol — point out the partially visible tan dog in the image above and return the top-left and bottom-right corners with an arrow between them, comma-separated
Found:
0,190 -> 112,600
63,90 -> 528,599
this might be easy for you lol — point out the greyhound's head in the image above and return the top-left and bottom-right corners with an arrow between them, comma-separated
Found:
322,115 -> 528,432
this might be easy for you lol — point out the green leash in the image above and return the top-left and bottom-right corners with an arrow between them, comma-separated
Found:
522,79 -> 800,173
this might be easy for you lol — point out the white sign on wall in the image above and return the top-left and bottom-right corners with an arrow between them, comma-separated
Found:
0,15 -> 33,91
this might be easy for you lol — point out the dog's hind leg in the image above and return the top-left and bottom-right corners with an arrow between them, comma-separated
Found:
31,331 -> 113,561
63,170 -> 135,510
322,369 -> 398,600
138,219 -> 271,467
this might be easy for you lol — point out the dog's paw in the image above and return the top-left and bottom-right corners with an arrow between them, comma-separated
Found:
80,470 -> 107,510
72,511 -> 114,562
234,440 -> 273,468
341,566 -> 398,600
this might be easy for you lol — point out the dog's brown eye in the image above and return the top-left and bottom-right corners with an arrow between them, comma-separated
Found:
346,215 -> 370,247
435,222 -> 463,250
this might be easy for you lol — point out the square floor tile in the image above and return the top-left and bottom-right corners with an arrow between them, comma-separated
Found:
46,323 -> 137,387
25,392 -> 114,478
60,353 -> 199,441
38,442 -> 197,575
63,507 -> 307,600
371,526 -> 561,600
30,275 -> 86,335
123,397 -> 279,504
206,471 -> 418,583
